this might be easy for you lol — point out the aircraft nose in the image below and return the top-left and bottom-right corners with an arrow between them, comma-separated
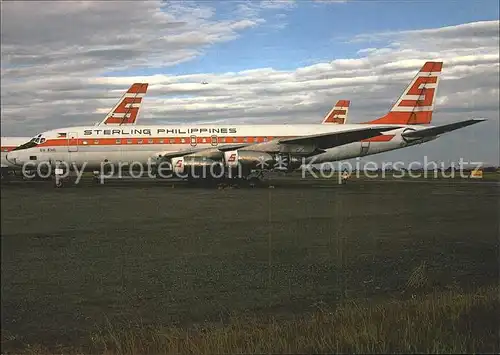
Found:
5,152 -> 21,166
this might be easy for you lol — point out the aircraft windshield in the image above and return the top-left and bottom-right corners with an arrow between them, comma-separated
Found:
12,134 -> 46,151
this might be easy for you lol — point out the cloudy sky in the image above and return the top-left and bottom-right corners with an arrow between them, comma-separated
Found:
1,0 -> 499,165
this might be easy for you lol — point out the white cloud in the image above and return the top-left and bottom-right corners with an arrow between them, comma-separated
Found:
0,4 -> 498,165
1,1 -> 260,78
349,20 -> 499,46
313,0 -> 350,3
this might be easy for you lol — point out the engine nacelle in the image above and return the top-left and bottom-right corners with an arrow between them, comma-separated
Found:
273,153 -> 303,171
171,157 -> 185,175
224,150 -> 302,172
224,150 -> 275,170
401,128 -> 425,144
170,155 -> 222,178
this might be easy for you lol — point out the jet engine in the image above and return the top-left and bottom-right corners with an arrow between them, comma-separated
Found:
401,127 -> 426,146
224,150 -> 275,170
170,156 -> 223,178
224,150 -> 303,172
273,153 -> 303,171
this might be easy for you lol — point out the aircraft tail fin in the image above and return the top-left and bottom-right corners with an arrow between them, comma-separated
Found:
322,100 -> 350,124
367,61 -> 442,125
100,83 -> 149,125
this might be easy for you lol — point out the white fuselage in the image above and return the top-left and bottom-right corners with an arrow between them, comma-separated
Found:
1,137 -> 32,169
5,124 -> 435,170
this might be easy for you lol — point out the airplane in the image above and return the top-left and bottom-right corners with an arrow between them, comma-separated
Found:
5,62 -> 485,187
322,100 -> 350,124
303,62 -> 484,165
1,137 -> 32,178
272,99 -> 349,173
1,83 -> 148,180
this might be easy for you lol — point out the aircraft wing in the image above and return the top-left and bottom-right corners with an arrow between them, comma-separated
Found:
156,126 -> 395,160
216,143 -> 251,152
402,118 -> 486,139
279,126 -> 398,150
157,147 -> 213,160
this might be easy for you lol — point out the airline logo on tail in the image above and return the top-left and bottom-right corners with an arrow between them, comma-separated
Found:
322,100 -> 350,124
368,61 -> 442,125
101,83 -> 149,125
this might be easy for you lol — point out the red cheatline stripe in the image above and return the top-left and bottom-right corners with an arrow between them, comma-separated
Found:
29,133 -> 396,148
1,146 -> 17,152
37,136 -> 281,147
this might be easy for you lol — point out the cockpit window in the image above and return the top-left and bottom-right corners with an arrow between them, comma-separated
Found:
13,134 -> 45,151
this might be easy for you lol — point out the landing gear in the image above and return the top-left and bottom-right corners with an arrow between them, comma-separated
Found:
340,169 -> 351,185
246,170 -> 265,188
217,170 -> 266,189
52,166 -> 67,188
247,176 -> 260,187
92,171 -> 101,185
53,178 -> 64,188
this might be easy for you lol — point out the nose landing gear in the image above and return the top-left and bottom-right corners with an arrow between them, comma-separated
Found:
52,166 -> 67,188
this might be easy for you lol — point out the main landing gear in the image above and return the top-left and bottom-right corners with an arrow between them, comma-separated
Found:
210,170 -> 267,189
247,170 -> 265,188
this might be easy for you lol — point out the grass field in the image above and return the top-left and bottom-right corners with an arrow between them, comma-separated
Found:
1,179 -> 499,353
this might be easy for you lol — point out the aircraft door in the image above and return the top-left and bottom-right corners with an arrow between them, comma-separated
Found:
190,135 -> 197,147
360,141 -> 370,156
68,132 -> 78,152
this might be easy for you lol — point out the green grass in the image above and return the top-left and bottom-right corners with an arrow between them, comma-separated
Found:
3,285 -> 498,354
1,180 -> 498,353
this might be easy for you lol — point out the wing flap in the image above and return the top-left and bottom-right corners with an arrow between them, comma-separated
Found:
402,119 -> 486,139
279,126 -> 399,150
156,126 -> 400,160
